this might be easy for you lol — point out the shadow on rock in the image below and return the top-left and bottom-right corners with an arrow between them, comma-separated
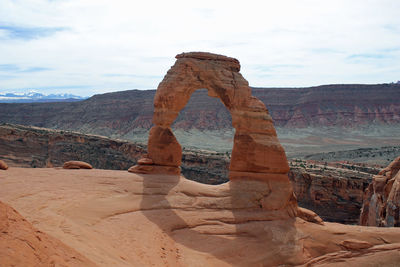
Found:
139,173 -> 305,266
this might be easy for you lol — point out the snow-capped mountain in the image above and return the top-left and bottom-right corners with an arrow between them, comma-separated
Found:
0,90 -> 87,103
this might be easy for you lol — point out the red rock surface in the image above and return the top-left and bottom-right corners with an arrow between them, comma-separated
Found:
0,200 -> 95,267
1,168 -> 400,266
360,156 -> 400,226
128,164 -> 180,175
63,160 -> 93,169
0,159 -> 8,170
137,157 -> 153,165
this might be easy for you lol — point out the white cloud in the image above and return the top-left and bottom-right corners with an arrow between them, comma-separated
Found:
0,0 -> 399,95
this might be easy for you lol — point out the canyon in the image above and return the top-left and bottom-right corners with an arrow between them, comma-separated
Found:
1,84 -> 399,130
0,123 -> 387,224
0,83 -> 399,157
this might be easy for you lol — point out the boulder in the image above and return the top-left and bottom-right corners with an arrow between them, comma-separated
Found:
0,160 -> 8,170
63,161 -> 93,169
297,207 -> 324,225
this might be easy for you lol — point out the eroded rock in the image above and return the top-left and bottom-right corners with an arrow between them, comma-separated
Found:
130,52 -> 289,181
360,156 -> 400,226
297,207 -> 324,225
147,126 -> 182,167
63,161 -> 93,169
3,169 -> 400,266
129,51 -> 294,222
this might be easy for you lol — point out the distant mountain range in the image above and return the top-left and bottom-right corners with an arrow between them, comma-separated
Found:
0,91 -> 87,103
0,84 -> 399,154
1,84 -> 399,130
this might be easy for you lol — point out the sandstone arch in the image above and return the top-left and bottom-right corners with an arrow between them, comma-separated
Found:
130,52 -> 291,197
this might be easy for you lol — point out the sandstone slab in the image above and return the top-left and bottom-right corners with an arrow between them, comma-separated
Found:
2,168 -> 400,266
63,160 -> 93,169
128,164 -> 180,175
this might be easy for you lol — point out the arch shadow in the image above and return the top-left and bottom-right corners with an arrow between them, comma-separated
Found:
139,173 -> 300,266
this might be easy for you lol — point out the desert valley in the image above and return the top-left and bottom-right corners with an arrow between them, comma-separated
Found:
1,52 -> 400,266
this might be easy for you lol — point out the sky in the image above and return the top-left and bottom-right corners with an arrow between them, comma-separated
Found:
0,0 -> 399,96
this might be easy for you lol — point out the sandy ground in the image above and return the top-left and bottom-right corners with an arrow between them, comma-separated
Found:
1,168 -> 400,266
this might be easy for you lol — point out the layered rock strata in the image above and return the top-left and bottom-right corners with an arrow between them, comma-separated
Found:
289,163 -> 372,224
360,156 -> 400,226
0,123 -> 146,170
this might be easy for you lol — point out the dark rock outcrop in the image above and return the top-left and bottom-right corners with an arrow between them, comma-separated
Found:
0,123 -> 146,170
289,162 -> 372,224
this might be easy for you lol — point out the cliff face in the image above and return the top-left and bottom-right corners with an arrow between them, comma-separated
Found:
360,157 -> 400,227
0,84 -> 399,136
289,162 -> 375,224
253,84 -> 400,128
0,124 -> 146,170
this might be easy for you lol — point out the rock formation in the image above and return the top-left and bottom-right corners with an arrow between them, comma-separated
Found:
63,160 -> 93,169
0,159 -> 8,170
130,52 -> 294,213
2,168 -> 400,266
0,200 -> 95,266
360,156 -> 400,226
289,161 -> 373,224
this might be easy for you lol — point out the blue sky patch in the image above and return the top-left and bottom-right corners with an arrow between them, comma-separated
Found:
0,25 -> 66,40
347,53 -> 388,60
0,64 -> 51,73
